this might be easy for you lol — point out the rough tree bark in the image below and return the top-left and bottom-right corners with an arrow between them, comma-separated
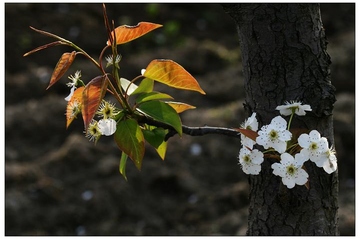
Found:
222,3 -> 339,235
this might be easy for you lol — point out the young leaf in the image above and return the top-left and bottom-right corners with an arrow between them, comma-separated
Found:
114,119 -> 145,170
82,75 -> 108,129
143,127 -> 168,160
166,101 -> 196,113
131,78 -> 154,95
119,152 -> 128,181
236,128 -> 259,141
137,101 -> 182,136
66,86 -> 84,128
143,127 -> 166,148
46,51 -> 76,90
143,59 -> 206,94
135,92 -> 173,105
155,140 -> 167,160
23,41 -> 62,57
107,22 -> 162,46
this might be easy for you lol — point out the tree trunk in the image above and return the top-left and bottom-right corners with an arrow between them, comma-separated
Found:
222,3 -> 339,235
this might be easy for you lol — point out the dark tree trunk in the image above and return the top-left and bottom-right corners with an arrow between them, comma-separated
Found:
222,4 -> 339,235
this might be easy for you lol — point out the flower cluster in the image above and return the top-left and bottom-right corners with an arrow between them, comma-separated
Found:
238,101 -> 337,189
65,71 -> 118,143
84,100 -> 118,143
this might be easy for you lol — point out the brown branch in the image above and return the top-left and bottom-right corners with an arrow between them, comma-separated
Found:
136,115 -> 240,140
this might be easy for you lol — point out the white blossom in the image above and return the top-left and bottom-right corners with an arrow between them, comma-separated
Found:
256,116 -> 292,153
238,147 -> 264,175
271,152 -> 309,189
322,146 -> 338,174
298,130 -> 328,167
240,112 -> 258,149
276,100 -> 312,116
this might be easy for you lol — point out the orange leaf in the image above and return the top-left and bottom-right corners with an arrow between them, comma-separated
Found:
46,51 -> 76,90
143,59 -> 206,94
236,128 -> 259,141
166,101 -> 196,113
82,76 -> 108,129
107,22 -> 162,46
66,86 -> 84,128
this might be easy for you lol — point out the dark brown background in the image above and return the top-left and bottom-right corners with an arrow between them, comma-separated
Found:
5,3 -> 355,235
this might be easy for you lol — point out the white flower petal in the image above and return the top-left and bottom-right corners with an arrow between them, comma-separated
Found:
282,176 -> 296,189
271,163 -> 285,177
298,133 -> 310,148
309,130 -> 321,141
323,158 -> 337,174
294,169 -> 309,185
64,86 -> 76,101
98,119 -> 117,136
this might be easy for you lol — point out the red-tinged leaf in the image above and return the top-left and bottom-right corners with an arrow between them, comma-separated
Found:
236,128 -> 259,141
66,86 -> 84,128
107,22 -> 162,46
166,101 -> 196,113
28,26 -> 67,42
23,41 -> 62,57
114,119 -> 145,170
82,75 -> 108,129
143,59 -> 206,94
46,51 -> 76,90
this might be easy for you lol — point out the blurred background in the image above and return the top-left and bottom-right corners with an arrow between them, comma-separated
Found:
5,3 -> 355,236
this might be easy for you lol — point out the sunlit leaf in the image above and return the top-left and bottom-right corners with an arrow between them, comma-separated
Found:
119,78 -> 138,95
114,119 -> 145,170
135,92 -> 173,104
155,140 -> 167,160
143,127 -> 166,148
46,51 -> 76,90
107,22 -> 162,46
235,128 -> 259,141
119,152 -> 128,181
66,86 -> 84,128
82,75 -> 108,129
166,101 -> 196,113
143,127 -> 168,160
131,78 -> 154,95
143,59 -> 206,94
137,101 -> 182,136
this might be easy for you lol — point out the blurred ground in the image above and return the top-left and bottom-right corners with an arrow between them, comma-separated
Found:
4,3 -> 355,236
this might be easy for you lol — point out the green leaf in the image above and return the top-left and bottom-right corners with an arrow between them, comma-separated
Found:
131,78 -> 154,95
137,101 -> 182,136
135,91 -> 173,104
143,127 -> 166,148
155,140 -> 167,160
143,127 -> 168,160
119,152 -> 128,181
114,119 -> 145,170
